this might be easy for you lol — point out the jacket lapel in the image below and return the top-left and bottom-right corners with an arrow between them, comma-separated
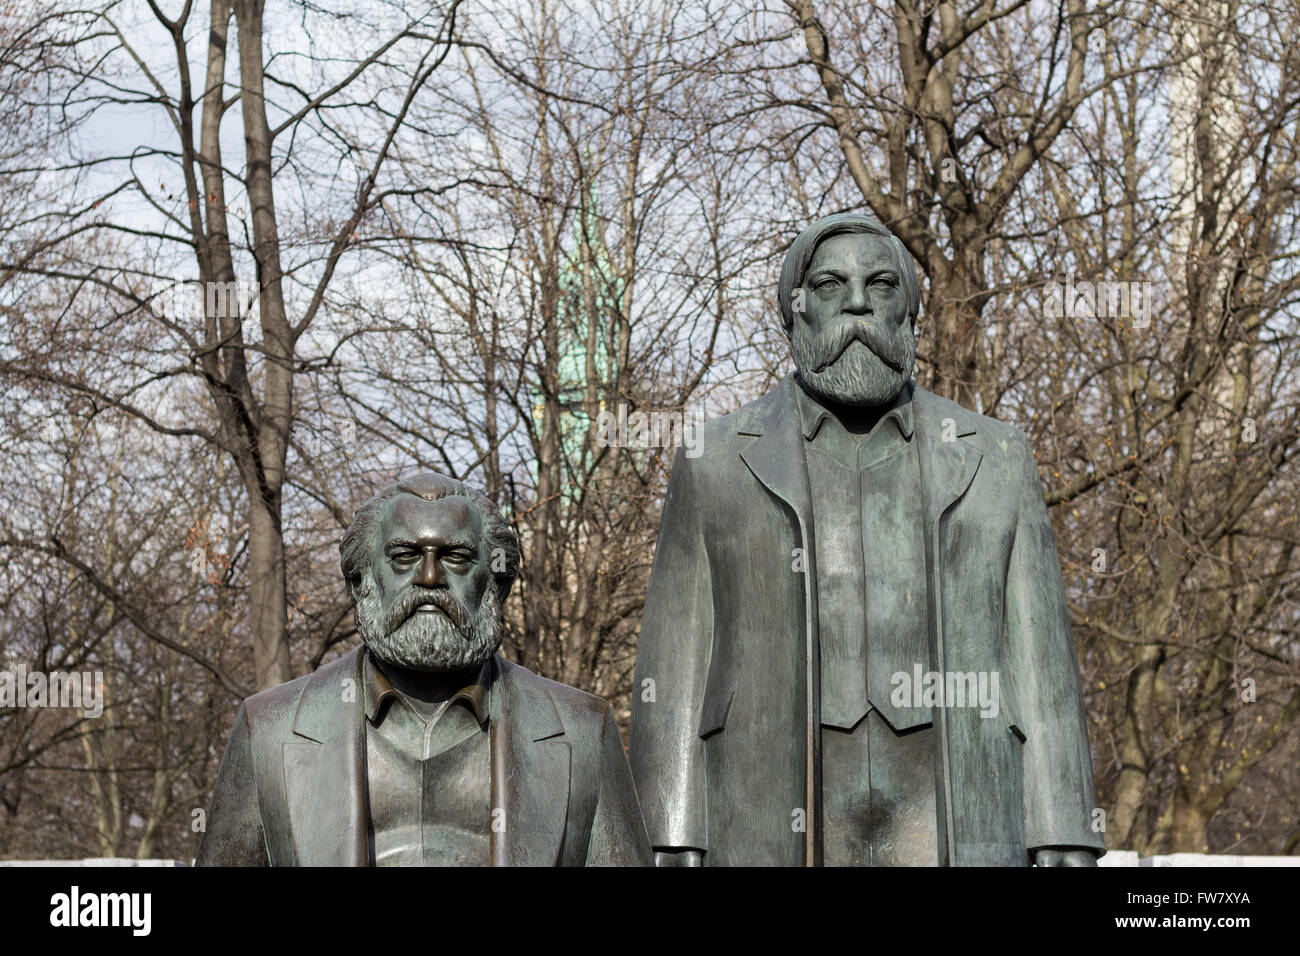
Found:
738,379 -> 984,580
912,387 -> 983,528
910,386 -> 982,865
490,657 -> 571,866
737,374 -> 820,866
737,375 -> 815,533
283,647 -> 368,866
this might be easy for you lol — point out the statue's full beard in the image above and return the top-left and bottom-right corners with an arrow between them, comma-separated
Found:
791,315 -> 915,407
353,572 -> 503,672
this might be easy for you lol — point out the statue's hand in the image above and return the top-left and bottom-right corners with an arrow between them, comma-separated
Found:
1033,847 -> 1099,867
654,848 -> 704,867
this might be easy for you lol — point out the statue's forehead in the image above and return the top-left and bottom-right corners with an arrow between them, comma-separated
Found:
379,493 -> 482,543
807,232 -> 896,272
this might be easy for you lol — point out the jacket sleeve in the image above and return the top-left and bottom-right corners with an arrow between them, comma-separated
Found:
195,703 -> 270,866
629,446 -> 714,854
584,705 -> 654,866
1004,434 -> 1106,856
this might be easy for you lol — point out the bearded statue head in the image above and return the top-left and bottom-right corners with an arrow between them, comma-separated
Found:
779,213 -> 920,407
339,473 -> 519,672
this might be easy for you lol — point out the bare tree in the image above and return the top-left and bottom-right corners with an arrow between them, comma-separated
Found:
0,0 -> 463,690
335,0 -> 774,709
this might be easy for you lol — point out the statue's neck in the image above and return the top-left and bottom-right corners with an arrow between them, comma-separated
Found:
373,655 -> 481,705
795,376 -> 899,437
826,400 -> 888,437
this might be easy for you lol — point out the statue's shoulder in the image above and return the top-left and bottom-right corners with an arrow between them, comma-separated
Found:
911,385 -> 1031,453
241,646 -> 360,731
688,378 -> 793,456
722,379 -> 791,428
496,657 -> 609,729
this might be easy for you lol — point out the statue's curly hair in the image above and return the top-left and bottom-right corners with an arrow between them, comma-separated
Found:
339,473 -> 520,603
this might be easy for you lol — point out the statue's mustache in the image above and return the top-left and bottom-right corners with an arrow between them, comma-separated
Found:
810,318 -> 908,374
386,586 -> 473,638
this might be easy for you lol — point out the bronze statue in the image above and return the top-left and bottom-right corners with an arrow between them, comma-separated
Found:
197,473 -> 652,866
630,213 -> 1105,866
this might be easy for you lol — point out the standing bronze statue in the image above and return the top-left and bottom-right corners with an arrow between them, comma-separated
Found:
630,213 -> 1105,866
197,473 -> 652,866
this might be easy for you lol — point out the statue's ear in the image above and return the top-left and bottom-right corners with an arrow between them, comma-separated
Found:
780,281 -> 803,339
496,575 -> 516,605
491,528 -> 519,605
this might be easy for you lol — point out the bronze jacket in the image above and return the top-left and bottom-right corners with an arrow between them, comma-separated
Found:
629,375 -> 1105,866
197,648 -> 652,866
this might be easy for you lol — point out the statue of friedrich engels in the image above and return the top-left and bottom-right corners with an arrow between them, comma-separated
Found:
630,213 -> 1105,867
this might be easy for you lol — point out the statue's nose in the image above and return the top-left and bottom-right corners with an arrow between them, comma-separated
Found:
415,551 -> 445,589
842,278 -> 870,314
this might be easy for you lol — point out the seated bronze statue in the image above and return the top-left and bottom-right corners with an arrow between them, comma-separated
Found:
197,473 -> 652,866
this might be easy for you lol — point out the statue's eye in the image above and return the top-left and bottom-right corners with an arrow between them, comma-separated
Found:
443,551 -> 473,567
390,550 -> 418,565
814,278 -> 839,292
871,275 -> 898,288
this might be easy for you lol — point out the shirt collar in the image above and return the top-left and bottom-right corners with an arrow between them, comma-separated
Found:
363,650 -> 493,727
793,375 -> 915,442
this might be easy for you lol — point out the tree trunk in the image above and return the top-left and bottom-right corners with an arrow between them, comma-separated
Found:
233,0 -> 294,688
